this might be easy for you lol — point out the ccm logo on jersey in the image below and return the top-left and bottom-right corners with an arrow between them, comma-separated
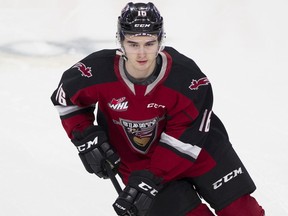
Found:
147,103 -> 165,109
73,62 -> 92,78
108,97 -> 129,111
138,182 -> 158,196
189,77 -> 210,90
212,167 -> 243,190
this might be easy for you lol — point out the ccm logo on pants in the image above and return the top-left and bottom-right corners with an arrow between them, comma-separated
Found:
213,167 -> 243,190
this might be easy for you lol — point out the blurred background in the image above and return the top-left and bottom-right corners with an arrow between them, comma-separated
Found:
1,0 -> 287,215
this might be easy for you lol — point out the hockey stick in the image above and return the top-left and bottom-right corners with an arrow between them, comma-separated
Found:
104,162 -> 123,195
104,162 -> 136,216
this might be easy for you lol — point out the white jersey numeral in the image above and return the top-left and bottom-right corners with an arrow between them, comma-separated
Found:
55,83 -> 67,106
199,109 -> 212,132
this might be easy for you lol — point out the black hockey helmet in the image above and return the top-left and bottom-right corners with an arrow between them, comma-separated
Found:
117,2 -> 164,42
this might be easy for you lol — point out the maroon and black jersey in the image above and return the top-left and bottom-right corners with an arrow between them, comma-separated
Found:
51,46 -> 229,184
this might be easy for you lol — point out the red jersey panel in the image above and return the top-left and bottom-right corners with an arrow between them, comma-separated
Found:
51,47 -> 220,183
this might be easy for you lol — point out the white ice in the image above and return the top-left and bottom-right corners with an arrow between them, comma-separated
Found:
1,0 -> 287,215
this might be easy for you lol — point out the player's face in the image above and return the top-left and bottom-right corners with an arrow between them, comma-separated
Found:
122,34 -> 159,79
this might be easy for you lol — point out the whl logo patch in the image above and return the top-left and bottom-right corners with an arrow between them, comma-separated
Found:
108,97 -> 128,111
189,77 -> 210,90
73,62 -> 92,78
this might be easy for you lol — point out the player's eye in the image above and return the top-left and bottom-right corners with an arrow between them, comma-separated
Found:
145,42 -> 156,47
129,43 -> 139,48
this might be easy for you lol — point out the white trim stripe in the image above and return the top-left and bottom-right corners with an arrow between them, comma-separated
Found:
55,105 -> 88,116
144,51 -> 168,96
119,57 -> 136,95
160,132 -> 202,160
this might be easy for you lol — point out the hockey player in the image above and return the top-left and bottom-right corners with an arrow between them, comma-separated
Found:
51,2 -> 265,216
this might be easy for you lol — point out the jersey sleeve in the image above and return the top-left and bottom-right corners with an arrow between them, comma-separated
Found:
50,60 -> 97,138
150,50 -> 216,181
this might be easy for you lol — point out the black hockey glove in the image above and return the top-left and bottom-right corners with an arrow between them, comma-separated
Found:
71,125 -> 120,179
113,170 -> 163,216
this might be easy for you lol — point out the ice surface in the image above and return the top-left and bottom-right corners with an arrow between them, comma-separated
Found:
1,0 -> 287,215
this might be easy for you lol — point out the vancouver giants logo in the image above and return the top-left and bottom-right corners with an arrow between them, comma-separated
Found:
120,118 -> 158,154
108,97 -> 129,111
189,77 -> 210,90
73,62 -> 92,78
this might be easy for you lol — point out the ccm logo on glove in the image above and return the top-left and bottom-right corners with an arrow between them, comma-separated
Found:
114,203 -> 126,211
138,181 -> 158,196
71,126 -> 120,179
77,136 -> 98,152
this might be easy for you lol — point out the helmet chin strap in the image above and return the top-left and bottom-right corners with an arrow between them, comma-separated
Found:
122,54 -> 128,61
158,44 -> 165,54
120,47 -> 128,61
